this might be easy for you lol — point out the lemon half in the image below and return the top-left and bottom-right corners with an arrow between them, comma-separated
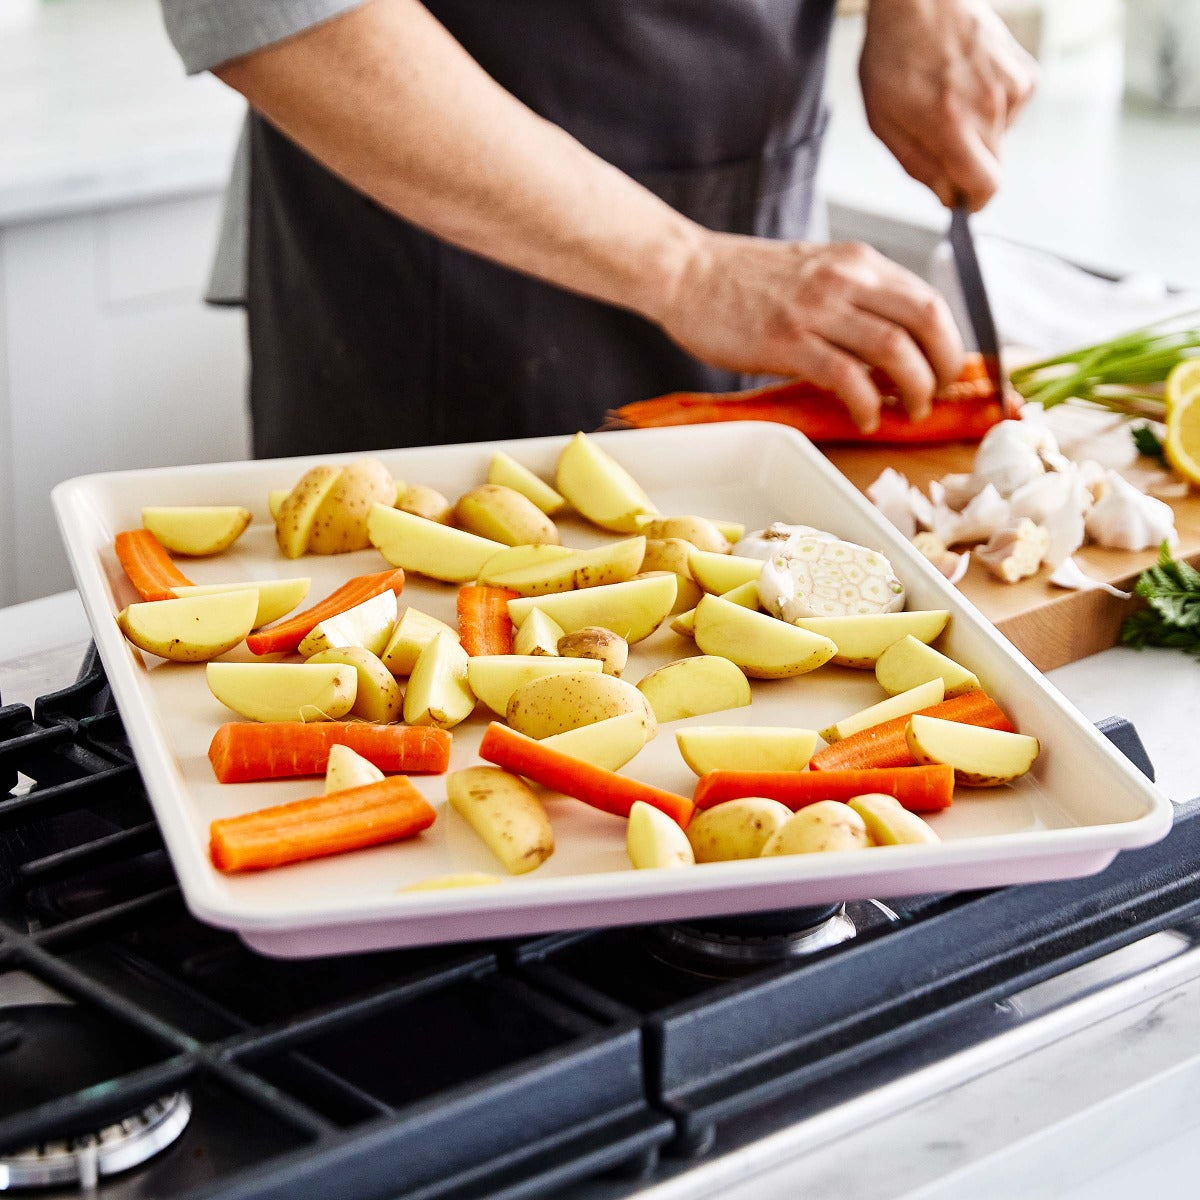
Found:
1164,358 -> 1200,485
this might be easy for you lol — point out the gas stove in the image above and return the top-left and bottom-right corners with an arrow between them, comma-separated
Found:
2,643 -> 1199,1199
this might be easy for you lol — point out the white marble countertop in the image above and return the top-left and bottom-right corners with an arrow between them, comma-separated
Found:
4,0 -> 1200,296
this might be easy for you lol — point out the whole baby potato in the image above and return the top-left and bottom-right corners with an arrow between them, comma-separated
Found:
760,800 -> 870,856
686,798 -> 793,863
505,670 -> 656,740
556,627 -> 629,677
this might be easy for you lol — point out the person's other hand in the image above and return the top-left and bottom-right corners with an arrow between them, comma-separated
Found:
657,234 -> 964,433
859,0 -> 1038,211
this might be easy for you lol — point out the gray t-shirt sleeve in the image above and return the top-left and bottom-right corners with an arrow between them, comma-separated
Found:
160,0 -> 366,74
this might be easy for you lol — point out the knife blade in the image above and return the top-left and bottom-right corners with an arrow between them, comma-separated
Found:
948,205 -> 1005,399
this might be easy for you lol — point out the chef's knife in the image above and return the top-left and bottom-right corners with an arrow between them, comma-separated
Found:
948,205 -> 1005,399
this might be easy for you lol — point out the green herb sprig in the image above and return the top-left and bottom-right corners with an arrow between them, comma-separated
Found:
1119,542 -> 1200,659
1132,424 -> 1166,462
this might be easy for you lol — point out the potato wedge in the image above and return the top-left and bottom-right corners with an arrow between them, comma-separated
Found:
206,661 -> 357,723
876,635 -> 981,698
306,647 -> 405,723
447,766 -> 554,874
847,794 -> 940,845
307,458 -> 396,555
404,631 -> 475,729
381,607 -> 459,677
675,726 -> 817,775
141,506 -> 251,556
635,655 -> 751,723
686,797 -> 793,862
793,610 -> 950,669
905,715 -> 1040,786
636,516 -> 730,553
369,504 -> 506,583
487,450 -> 566,514
506,670 -> 656,740
466,654 -> 603,716
297,589 -> 397,658
275,465 -> 342,558
555,432 -> 658,532
507,574 -> 677,644
687,549 -> 763,594
671,579 -> 760,637
455,484 -> 560,546
117,591 -> 257,663
171,577 -> 311,629
627,800 -> 694,869
325,743 -> 386,793
479,538 -> 645,597
635,570 -> 702,615
556,628 -> 629,677
511,607 -> 564,656
760,801 -> 870,856
538,711 -> 647,771
693,595 -> 836,679
818,679 -> 945,744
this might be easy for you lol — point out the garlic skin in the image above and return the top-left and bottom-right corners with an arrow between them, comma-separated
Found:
1049,556 -> 1133,599
932,484 -> 1012,547
734,522 -> 835,560
975,519 -> 1050,584
912,532 -> 970,583
1084,470 -> 1178,551
866,468 -> 917,539
757,537 -> 905,621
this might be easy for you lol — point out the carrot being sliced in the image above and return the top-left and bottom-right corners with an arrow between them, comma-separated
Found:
210,775 -> 436,872
246,568 -> 405,656
809,690 -> 1015,772
457,585 -> 519,656
209,722 -> 451,783
478,722 -> 694,828
695,764 -> 955,813
114,529 -> 195,602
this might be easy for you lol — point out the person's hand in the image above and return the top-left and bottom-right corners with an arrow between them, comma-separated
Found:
859,0 -> 1038,211
657,233 -> 964,433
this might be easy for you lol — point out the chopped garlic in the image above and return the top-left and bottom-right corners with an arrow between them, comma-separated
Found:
975,519 -> 1050,584
1084,470 -> 1178,551
758,537 -> 905,621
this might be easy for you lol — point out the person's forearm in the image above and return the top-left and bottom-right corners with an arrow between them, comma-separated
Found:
216,0 -> 701,323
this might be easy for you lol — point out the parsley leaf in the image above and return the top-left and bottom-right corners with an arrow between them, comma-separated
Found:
1131,424 -> 1166,462
1121,542 -> 1200,657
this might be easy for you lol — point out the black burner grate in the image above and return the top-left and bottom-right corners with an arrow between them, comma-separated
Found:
1,647 -> 1197,1197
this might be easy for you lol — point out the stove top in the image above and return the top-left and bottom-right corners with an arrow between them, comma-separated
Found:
1,646 -> 1197,1199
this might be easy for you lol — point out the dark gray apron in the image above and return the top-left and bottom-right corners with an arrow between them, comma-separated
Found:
247,0 -> 837,458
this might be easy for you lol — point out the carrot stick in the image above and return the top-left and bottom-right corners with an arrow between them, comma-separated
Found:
114,529 -> 195,601
209,722 -> 451,783
478,722 -> 695,828
457,585 -> 519,656
246,568 -> 405,656
809,690 -> 1015,772
695,764 -> 955,813
210,775 -> 436,872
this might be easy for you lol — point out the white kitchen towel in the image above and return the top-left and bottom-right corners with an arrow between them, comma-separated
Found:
929,236 -> 1200,358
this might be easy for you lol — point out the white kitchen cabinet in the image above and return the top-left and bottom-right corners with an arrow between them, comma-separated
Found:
0,192 -> 249,606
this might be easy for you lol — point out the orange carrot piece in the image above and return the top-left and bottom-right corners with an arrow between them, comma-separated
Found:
210,776 -> 436,872
695,764 -> 955,813
809,691 -> 1015,772
457,585 -> 519,656
478,721 -> 695,828
114,529 -> 195,602
209,722 -> 451,783
246,568 -> 405,656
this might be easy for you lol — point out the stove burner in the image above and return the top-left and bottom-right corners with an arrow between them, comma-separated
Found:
0,1091 -> 192,1191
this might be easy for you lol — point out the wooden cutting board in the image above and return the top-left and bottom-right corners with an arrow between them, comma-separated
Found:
826,444 -> 1200,672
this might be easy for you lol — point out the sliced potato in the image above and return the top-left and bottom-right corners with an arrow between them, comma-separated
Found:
506,670 -> 656,740
171,577 -> 311,629
635,570 -> 702,615
905,715 -> 1040,786
554,432 -> 658,532
465,654 -> 603,716
447,766 -> 554,874
455,483 -> 560,546
297,589 -> 397,658
141,505 -> 252,556
539,711 -> 648,771
760,801 -> 870,856
556,628 -> 629,677
325,743 -> 386,793
693,595 -> 836,679
275,465 -> 342,558
307,458 -> 396,555
268,489 -> 288,522
818,679 -> 945,744
636,655 -> 751,723
847,793 -> 940,845
381,607 -> 459,677
687,549 -> 763,594
512,607 -> 564,656
876,635 -> 980,698
675,726 -> 817,775
404,631 -> 475,729
476,543 -> 573,587
487,450 -> 566,514
507,574 -> 677,644
117,591 -> 257,663
206,661 -> 357,723
479,538 -> 646,597
306,646 -> 405,723
793,610 -> 951,669
686,798 -> 793,862
627,800 -> 694,869
402,873 -> 502,891
671,579 -> 760,637
369,504 -> 506,583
